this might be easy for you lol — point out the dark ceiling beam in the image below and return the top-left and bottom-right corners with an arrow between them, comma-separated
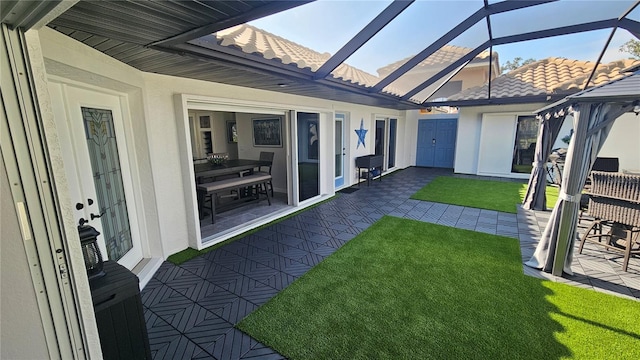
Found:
618,18 -> 640,38
422,94 -> 567,108
493,19 -> 617,45
313,0 -> 414,80
149,1 -> 313,47
483,0 -> 494,101
371,0 -> 557,92
402,41 -> 490,101
162,42 -> 419,109
404,18 -> 619,101
166,41 -> 315,80
582,0 -> 638,91
584,27 -> 617,91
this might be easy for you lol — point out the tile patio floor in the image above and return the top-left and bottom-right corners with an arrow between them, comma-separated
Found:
141,167 -> 639,360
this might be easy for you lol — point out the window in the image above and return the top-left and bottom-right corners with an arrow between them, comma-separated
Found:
511,115 -> 538,174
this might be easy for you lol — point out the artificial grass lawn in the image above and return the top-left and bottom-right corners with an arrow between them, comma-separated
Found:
238,216 -> 640,360
410,176 -> 559,213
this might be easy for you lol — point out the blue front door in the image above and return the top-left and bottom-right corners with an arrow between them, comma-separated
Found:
416,121 -> 436,167
416,119 -> 457,168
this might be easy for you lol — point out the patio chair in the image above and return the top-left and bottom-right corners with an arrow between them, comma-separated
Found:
577,171 -> 640,272
579,157 -> 619,223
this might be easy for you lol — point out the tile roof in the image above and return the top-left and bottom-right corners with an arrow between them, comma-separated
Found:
447,57 -> 640,101
215,25 -> 493,92
215,24 -> 380,87
377,45 -> 493,77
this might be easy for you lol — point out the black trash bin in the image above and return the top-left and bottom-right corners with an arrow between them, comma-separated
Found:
90,261 -> 151,360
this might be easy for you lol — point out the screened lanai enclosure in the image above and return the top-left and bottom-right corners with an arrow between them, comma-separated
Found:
13,0 -> 634,110
3,0 -> 639,253
10,0 -> 636,268
3,1 -> 640,358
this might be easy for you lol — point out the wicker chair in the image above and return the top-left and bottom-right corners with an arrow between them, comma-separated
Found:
577,171 -> 640,272
578,157 -> 619,223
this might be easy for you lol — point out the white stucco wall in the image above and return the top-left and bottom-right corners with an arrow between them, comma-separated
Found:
38,27 -> 407,258
594,113 -> 640,173
39,28 -> 166,261
404,110 -> 420,166
455,103 -> 546,177
454,103 -> 640,178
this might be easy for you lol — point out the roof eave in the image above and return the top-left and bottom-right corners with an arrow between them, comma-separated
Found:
423,94 -> 568,108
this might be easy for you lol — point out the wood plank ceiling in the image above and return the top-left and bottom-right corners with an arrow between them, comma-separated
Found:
40,0 -> 420,110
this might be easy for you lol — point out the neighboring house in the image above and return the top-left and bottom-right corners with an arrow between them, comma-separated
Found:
378,45 -> 500,102
412,57 -> 640,179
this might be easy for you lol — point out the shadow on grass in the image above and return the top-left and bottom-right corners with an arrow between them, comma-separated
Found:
238,217 -> 577,359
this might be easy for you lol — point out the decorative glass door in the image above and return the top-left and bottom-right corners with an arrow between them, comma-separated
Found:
82,107 -> 133,261
49,83 -> 142,270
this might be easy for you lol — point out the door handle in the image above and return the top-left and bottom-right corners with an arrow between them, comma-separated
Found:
90,212 -> 104,220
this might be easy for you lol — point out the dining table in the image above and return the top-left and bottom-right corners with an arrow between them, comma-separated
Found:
194,158 -> 270,184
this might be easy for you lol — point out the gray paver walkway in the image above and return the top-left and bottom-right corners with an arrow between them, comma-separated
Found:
141,167 -> 639,360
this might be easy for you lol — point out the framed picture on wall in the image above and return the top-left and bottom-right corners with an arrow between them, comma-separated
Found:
226,121 -> 237,143
252,117 -> 283,147
199,115 -> 211,128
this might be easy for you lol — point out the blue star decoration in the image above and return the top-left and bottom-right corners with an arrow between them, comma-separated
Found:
355,118 -> 368,149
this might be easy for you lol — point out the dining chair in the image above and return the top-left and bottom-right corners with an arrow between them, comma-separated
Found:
256,151 -> 274,197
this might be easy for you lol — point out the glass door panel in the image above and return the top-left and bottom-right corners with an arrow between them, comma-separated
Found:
82,107 -> 133,261
388,118 -> 397,168
297,112 -> 320,201
375,119 -> 386,157
335,113 -> 345,188
511,115 -> 538,174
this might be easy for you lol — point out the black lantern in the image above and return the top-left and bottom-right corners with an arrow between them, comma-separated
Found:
78,224 -> 106,281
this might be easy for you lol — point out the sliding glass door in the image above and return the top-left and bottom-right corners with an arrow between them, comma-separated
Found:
388,118 -> 397,168
374,117 -> 398,171
297,112 -> 320,201
375,119 -> 385,157
335,113 -> 345,188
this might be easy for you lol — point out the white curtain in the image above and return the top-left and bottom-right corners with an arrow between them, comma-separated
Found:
522,113 -> 566,210
525,102 -> 631,275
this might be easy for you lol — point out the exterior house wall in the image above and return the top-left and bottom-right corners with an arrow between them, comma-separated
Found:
454,104 -> 640,178
404,110 -> 420,166
1,157 -> 50,360
451,66 -> 488,89
38,27 -> 406,259
39,28 -> 165,262
455,103 -> 548,177
593,113 -> 640,173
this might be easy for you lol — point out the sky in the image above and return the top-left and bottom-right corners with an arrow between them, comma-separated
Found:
248,0 -> 639,75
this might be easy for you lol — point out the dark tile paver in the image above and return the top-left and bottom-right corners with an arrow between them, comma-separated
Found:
142,167 -> 639,360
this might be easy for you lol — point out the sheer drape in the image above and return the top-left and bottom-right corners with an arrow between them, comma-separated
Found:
522,114 -> 566,210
